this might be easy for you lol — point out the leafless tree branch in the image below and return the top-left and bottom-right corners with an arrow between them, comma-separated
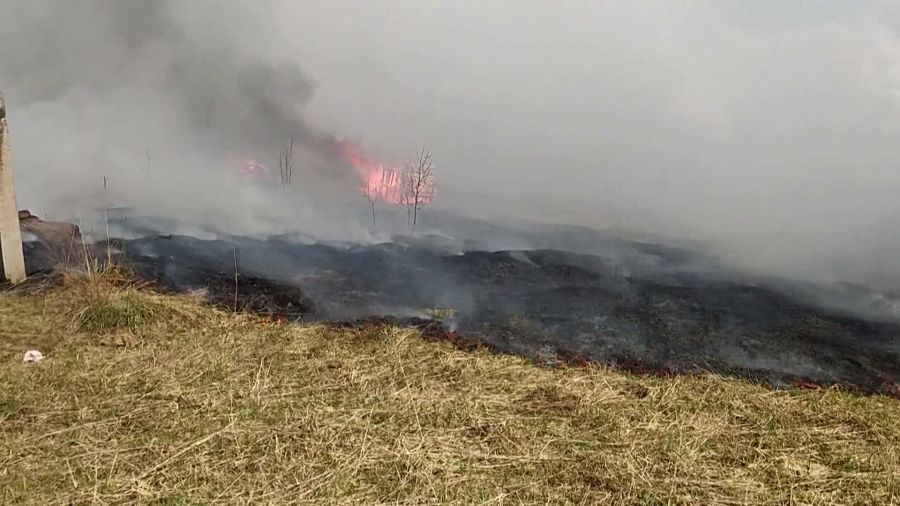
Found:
364,179 -> 378,233
279,137 -> 294,190
400,144 -> 436,234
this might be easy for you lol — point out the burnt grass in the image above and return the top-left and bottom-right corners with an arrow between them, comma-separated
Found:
101,233 -> 900,396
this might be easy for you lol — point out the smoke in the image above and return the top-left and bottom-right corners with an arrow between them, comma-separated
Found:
0,0 -> 360,239
3,1 -> 900,290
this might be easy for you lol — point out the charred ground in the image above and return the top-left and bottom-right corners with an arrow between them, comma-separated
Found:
104,228 -> 900,396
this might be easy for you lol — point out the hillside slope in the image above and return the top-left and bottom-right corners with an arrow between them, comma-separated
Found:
0,275 -> 898,504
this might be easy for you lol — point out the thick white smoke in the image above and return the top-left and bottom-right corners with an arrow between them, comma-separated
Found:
3,1 -> 900,289
0,0 -> 368,240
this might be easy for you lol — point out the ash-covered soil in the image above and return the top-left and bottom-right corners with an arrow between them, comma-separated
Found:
116,233 -> 900,395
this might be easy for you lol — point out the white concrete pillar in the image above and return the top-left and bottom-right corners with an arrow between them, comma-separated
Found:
0,93 -> 26,283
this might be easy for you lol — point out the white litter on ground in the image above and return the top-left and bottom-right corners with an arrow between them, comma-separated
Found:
22,350 -> 44,363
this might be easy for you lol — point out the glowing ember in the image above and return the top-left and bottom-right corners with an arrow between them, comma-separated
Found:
242,158 -> 272,179
226,154 -> 274,181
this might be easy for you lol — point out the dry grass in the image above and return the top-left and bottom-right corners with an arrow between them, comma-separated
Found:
1,274 -> 899,504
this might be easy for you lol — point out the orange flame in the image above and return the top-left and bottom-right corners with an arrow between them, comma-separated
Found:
228,143 -> 436,206
337,142 -> 406,205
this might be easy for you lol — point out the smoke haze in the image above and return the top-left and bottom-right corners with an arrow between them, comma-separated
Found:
3,1 -> 900,288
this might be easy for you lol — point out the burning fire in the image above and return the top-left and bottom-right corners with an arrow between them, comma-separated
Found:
241,158 -> 272,180
337,142 -> 404,204
226,154 -> 275,182
225,142 -> 435,206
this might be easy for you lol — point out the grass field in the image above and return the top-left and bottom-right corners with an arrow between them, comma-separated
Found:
1,273 -> 899,504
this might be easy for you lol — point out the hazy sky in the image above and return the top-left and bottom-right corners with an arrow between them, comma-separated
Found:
3,1 -> 900,285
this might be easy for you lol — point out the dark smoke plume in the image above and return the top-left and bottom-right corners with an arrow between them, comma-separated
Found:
0,0 -> 356,238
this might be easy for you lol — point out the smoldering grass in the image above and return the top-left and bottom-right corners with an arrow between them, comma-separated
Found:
0,279 -> 898,504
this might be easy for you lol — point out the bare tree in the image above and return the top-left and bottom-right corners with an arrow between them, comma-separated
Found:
363,179 -> 378,233
400,144 -> 436,234
279,137 -> 294,190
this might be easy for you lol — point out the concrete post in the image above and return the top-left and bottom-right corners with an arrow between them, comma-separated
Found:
0,93 -> 26,283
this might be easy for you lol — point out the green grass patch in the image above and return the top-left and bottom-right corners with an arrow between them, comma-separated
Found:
75,292 -> 164,333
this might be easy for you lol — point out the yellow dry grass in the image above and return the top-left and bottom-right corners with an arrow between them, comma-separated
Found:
0,273 -> 898,504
